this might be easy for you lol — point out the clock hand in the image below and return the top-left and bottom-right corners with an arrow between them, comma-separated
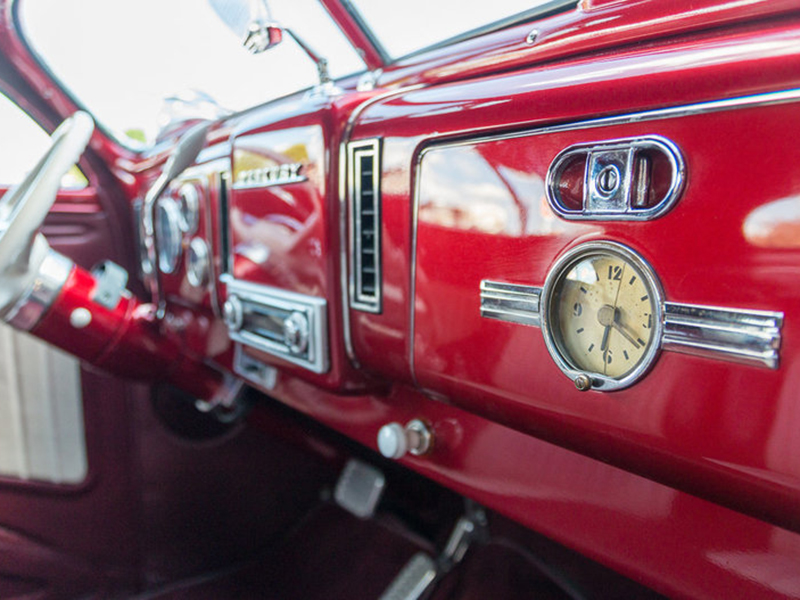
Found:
601,324 -> 611,352
611,309 -> 644,349
611,320 -> 641,348
599,303 -> 642,349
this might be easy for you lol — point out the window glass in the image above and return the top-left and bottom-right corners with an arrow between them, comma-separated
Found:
350,0 -> 568,58
20,0 -> 366,148
0,92 -> 86,188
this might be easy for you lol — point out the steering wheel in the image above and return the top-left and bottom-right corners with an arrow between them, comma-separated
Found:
0,111 -> 94,317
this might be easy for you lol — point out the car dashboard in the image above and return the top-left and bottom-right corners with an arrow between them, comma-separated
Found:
11,0 -> 800,597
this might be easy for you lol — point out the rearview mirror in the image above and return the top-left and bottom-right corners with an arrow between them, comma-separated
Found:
208,0 -> 283,54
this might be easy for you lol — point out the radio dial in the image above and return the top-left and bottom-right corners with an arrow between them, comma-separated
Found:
283,311 -> 309,355
223,295 -> 243,332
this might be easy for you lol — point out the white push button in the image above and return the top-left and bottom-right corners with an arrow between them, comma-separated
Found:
377,420 -> 433,460
378,422 -> 407,459
69,308 -> 92,329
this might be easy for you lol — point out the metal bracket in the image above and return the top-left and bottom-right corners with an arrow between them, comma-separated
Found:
440,500 -> 488,572
91,261 -> 129,309
194,374 -> 251,424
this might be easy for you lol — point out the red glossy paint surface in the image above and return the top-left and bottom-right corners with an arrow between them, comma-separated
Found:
33,263 -> 224,400
223,93 -> 378,392
410,101 -> 800,532
343,15 -> 800,534
348,19 -> 800,385
254,371 -> 800,600
230,125 -> 328,297
378,0 -> 800,90
4,0 -> 800,596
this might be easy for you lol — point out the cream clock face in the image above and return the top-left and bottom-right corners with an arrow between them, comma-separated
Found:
542,243 -> 663,390
553,254 -> 655,378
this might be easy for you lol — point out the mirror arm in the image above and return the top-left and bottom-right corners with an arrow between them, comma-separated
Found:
284,28 -> 332,86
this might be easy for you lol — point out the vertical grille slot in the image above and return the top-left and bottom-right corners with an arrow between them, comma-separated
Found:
219,171 -> 232,275
348,139 -> 382,313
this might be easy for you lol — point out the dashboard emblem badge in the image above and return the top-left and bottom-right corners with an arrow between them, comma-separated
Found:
234,162 -> 306,189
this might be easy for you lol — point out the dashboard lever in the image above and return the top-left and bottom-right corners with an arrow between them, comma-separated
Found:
195,373 -> 250,423
90,261 -> 128,310
141,120 -> 211,320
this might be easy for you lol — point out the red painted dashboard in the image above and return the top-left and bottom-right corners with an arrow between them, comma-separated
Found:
5,0 -> 800,597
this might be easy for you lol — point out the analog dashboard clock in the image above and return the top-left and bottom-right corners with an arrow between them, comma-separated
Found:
540,242 -> 664,391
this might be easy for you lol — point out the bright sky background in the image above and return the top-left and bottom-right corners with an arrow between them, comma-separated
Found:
0,0 -> 551,185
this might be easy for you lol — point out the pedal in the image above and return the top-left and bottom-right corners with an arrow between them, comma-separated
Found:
334,459 -> 386,518
440,501 -> 488,572
379,552 -> 437,600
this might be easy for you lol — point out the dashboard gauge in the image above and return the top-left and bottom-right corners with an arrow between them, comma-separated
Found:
541,242 -> 663,391
155,197 -> 183,274
135,201 -> 154,276
177,183 -> 200,234
186,237 -> 210,288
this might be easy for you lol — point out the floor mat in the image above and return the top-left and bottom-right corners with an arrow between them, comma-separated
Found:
145,503 -> 433,600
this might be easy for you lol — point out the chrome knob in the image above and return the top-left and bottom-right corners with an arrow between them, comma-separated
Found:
223,295 -> 243,332
377,419 -> 432,459
283,311 -> 309,355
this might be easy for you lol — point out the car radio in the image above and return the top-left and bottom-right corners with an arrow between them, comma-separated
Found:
222,278 -> 329,374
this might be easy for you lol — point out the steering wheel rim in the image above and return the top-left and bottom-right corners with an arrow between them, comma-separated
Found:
0,110 -> 94,316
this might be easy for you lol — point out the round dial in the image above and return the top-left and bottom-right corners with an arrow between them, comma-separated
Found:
177,183 -> 200,234
186,237 -> 210,288
155,197 -> 183,274
542,242 -> 663,390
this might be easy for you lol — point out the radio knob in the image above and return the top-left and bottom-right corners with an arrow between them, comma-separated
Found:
283,311 -> 309,355
223,295 -> 243,332
377,419 -> 433,459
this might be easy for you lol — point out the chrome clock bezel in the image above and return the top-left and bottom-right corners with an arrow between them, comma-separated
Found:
540,241 -> 665,391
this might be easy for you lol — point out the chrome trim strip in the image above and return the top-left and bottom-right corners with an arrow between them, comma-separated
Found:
338,84 -> 426,365
233,344 -> 278,390
224,277 -> 329,374
419,88 -> 800,153
479,281 -> 541,327
348,139 -> 382,313
181,159 -> 231,318
409,145 -> 425,386
196,141 -> 232,164
663,303 -> 783,369
205,169 -> 222,317
6,249 -> 74,331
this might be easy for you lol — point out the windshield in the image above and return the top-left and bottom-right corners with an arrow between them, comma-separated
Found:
346,0 -> 572,59
19,0 -> 366,148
